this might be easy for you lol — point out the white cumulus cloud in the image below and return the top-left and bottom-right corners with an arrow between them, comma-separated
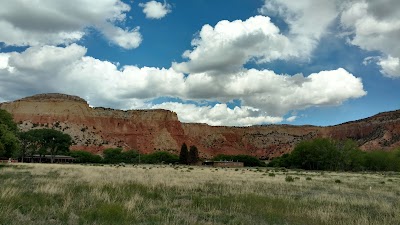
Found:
139,1 -> 171,19
151,102 -> 283,126
340,0 -> 400,78
258,0 -> 400,78
377,56 -> 400,78
259,0 -> 338,55
0,44 -> 366,126
0,0 -> 142,49
172,16 -> 300,74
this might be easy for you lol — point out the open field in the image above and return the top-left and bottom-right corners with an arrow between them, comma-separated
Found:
0,163 -> 399,225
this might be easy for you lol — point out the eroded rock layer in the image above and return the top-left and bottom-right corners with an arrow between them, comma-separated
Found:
1,93 -> 400,158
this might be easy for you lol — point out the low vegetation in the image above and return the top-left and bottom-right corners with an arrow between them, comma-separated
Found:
213,154 -> 266,167
71,148 -> 179,164
1,163 -> 399,225
269,138 -> 400,172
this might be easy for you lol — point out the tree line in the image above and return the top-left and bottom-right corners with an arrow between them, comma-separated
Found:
3,108 -> 400,170
69,148 -> 181,164
269,138 -> 400,172
0,109 -> 72,162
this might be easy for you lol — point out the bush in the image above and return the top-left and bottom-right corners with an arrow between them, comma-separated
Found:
121,150 -> 140,164
285,176 -> 294,182
103,148 -> 124,164
69,150 -> 102,163
141,151 -> 179,164
363,150 -> 400,172
102,148 -> 141,164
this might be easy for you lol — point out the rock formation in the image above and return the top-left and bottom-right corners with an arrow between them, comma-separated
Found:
1,93 -> 400,158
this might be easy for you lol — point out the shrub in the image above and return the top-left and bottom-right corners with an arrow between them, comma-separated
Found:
103,148 -> 124,164
121,150 -> 140,164
69,150 -> 102,163
285,176 -> 294,182
141,151 -> 179,164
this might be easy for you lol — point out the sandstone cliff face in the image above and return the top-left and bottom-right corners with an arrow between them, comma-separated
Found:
325,110 -> 400,151
0,94 -> 185,155
1,93 -> 400,158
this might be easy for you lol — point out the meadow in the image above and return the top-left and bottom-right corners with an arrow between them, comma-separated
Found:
0,163 -> 399,225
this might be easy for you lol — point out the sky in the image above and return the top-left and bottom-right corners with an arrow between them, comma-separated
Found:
0,0 -> 399,127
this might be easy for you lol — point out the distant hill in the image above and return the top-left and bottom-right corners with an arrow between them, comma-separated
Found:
1,93 -> 399,159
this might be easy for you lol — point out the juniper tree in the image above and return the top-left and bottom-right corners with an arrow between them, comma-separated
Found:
179,143 -> 188,164
188,145 -> 199,165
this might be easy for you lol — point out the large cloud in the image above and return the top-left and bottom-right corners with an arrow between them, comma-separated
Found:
258,0 -> 400,78
340,0 -> 400,78
0,0 -> 142,49
172,16 -> 299,74
259,0 -> 338,55
0,44 -> 366,126
173,1 -> 340,74
151,103 -> 283,126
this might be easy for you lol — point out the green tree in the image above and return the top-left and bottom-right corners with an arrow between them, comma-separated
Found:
19,130 -> 39,162
0,109 -> 17,133
40,129 -> 72,163
19,129 -> 72,163
0,125 -> 20,158
121,150 -> 140,164
179,143 -> 188,164
103,148 -> 124,164
188,145 -> 199,164
0,109 -> 19,159
269,138 -> 371,171
363,150 -> 400,171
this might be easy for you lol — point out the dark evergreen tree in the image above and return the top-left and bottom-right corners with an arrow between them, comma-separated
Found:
188,145 -> 199,165
179,143 -> 188,164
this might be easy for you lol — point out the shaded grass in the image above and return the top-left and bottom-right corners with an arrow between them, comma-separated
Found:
0,164 -> 399,224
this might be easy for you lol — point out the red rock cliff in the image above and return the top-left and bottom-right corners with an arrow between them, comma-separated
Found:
1,93 -> 400,158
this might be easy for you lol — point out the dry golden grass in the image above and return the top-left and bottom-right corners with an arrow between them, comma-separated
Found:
0,163 -> 399,224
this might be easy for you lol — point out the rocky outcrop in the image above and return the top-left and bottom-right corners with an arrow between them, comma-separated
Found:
1,93 -> 400,158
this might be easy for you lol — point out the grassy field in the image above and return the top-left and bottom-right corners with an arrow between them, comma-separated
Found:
0,163 -> 399,225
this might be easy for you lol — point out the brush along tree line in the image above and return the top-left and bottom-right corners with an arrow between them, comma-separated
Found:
269,138 -> 400,172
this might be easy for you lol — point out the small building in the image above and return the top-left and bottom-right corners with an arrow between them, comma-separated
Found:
22,155 -> 75,163
203,160 -> 244,168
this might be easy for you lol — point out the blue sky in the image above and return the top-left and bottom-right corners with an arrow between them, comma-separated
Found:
0,0 -> 399,126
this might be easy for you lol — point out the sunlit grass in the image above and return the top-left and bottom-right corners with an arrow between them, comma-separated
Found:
0,163 -> 399,224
